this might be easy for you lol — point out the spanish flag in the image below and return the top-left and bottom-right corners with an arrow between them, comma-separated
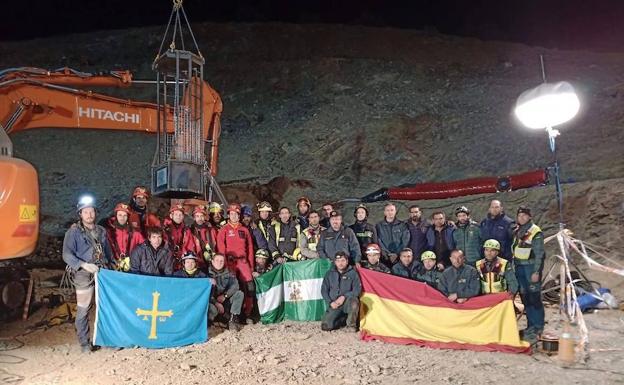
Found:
358,268 -> 530,354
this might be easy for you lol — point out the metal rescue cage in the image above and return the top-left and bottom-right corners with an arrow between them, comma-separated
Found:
151,0 -> 206,199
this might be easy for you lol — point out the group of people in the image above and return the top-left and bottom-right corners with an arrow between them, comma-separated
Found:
62,187 -> 546,353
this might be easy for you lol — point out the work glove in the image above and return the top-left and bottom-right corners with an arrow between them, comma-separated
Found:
81,262 -> 99,274
118,257 -> 130,272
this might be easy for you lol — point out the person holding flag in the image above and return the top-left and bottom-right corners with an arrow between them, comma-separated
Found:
217,203 -> 256,320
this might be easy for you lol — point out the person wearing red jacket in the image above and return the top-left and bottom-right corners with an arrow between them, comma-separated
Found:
163,204 -> 195,267
128,186 -> 162,238
189,205 -> 218,270
105,203 -> 145,271
217,203 -> 255,319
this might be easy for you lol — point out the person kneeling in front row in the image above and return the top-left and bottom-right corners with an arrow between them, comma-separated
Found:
208,253 -> 245,331
320,251 -> 362,332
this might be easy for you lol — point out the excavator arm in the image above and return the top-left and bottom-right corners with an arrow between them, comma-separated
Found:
0,67 -> 222,175
0,67 -> 222,262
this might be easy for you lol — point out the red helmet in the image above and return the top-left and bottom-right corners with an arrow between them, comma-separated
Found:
227,203 -> 241,215
365,243 -> 381,255
193,205 -> 208,216
132,186 -> 150,199
169,204 -> 185,215
114,203 -> 131,214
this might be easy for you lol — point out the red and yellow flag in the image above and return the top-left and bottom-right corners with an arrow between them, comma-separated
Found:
358,268 -> 530,354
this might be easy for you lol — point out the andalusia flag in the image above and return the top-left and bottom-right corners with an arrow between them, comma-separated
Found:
255,259 -> 332,324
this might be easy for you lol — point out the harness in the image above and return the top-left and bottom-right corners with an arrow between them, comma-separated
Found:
110,224 -> 134,260
476,258 -> 508,293
79,222 -> 105,267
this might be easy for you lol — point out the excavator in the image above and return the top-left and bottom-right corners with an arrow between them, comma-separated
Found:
0,65 -> 223,319
0,0 -> 225,320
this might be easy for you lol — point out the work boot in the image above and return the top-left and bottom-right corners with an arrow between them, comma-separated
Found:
228,315 -> 241,332
80,344 -> 93,354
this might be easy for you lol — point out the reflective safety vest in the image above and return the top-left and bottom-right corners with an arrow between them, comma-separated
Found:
274,221 -> 301,260
302,226 -> 322,252
476,257 -> 508,293
512,224 -> 541,260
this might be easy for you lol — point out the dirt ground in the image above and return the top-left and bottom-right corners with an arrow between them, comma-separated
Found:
2,21 -> 624,385
0,269 -> 623,385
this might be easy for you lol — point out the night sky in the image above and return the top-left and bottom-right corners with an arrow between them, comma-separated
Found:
3,0 -> 624,50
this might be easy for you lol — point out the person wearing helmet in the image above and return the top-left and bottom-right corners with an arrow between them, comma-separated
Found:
216,203 -> 256,320
475,239 -> 518,295
361,244 -> 390,273
512,205 -> 545,343
208,202 -> 226,229
208,253 -> 245,331
349,203 -> 378,264
127,186 -> 162,238
251,201 -> 275,252
452,206 -> 482,265
268,206 -> 301,262
163,204 -> 195,264
241,204 -> 254,228
295,196 -> 312,230
62,195 -> 113,353
415,251 -> 443,290
174,252 -> 207,278
391,248 -> 423,280
189,205 -> 217,270
252,249 -> 272,277
298,210 -> 325,260
105,202 -> 145,272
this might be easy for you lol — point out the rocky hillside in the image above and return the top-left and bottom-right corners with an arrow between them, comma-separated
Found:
2,23 -> 623,267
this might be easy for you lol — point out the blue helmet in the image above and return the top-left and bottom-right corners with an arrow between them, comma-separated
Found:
241,204 -> 253,218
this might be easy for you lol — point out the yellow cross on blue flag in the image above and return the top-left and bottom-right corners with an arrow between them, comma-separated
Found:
94,269 -> 211,348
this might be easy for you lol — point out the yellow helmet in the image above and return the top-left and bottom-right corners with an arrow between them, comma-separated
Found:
420,251 -> 437,261
209,202 -> 223,214
483,239 -> 501,250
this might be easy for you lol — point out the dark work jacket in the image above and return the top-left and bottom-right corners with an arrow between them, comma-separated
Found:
407,220 -> 429,258
317,225 -> 362,263
362,261 -> 391,274
426,223 -> 456,267
62,222 -> 113,270
376,218 -> 410,259
207,266 -> 240,302
129,242 -> 174,276
268,220 -> 299,257
438,264 -> 480,299
416,268 -> 443,290
479,213 -> 514,260
252,219 -> 273,251
321,265 -> 362,303
173,269 -> 207,278
349,221 -> 378,260
391,260 -> 423,280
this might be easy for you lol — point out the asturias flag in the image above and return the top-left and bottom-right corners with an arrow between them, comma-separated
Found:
358,268 -> 530,354
94,269 -> 211,348
255,259 -> 332,324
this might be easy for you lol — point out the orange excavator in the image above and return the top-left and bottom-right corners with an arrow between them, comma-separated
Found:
0,66 -> 223,318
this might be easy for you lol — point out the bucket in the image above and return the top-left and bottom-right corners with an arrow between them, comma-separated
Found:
558,332 -> 577,363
